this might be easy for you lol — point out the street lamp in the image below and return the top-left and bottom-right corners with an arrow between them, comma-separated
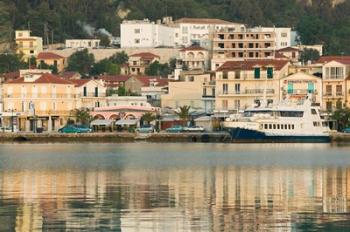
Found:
29,101 -> 36,133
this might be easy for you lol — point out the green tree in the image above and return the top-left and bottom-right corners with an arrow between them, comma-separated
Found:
141,112 -> 156,125
37,61 -> 58,74
117,86 -> 127,96
0,53 -> 26,73
145,61 -> 172,77
109,51 -> 128,64
67,49 -> 95,76
72,108 -> 92,126
91,58 -> 120,75
332,107 -> 350,131
98,34 -> 111,47
175,105 -> 191,124
299,48 -> 320,63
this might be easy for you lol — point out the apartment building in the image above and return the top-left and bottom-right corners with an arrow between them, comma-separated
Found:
251,27 -> 292,49
161,70 -> 215,113
120,19 -> 175,48
279,72 -> 322,106
318,56 -> 350,111
215,60 -> 290,112
2,72 -> 75,132
71,79 -> 107,109
212,29 -> 276,70
173,18 -> 245,47
127,52 -> 160,75
15,30 -> 43,60
178,45 -> 209,70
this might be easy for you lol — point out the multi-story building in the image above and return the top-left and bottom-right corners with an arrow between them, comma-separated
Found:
211,29 -> 276,70
71,79 -> 107,109
37,52 -> 66,73
318,56 -> 350,111
127,52 -> 160,75
215,59 -> 290,112
250,27 -> 292,49
15,30 -> 43,60
65,39 -> 100,49
120,19 -> 175,48
173,17 -> 245,47
279,72 -> 322,106
124,76 -> 168,96
2,72 -> 75,132
161,70 -> 216,113
277,47 -> 300,63
178,45 -> 209,70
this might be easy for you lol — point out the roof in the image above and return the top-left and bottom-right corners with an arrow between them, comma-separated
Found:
275,52 -> 289,59
217,60 -> 290,71
37,52 -> 64,60
316,56 -> 350,65
70,79 -> 90,87
278,47 -> 300,52
174,18 -> 237,25
133,76 -> 169,87
6,73 -> 73,85
60,71 -> 80,80
1,71 -> 20,81
130,52 -> 160,60
115,119 -> 138,125
98,75 -> 131,82
180,45 -> 207,52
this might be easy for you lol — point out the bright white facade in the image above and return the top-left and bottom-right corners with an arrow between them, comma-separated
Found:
65,39 -> 100,49
120,19 -> 175,48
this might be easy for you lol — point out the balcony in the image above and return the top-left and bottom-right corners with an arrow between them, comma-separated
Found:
284,89 -> 318,95
218,89 -> 274,96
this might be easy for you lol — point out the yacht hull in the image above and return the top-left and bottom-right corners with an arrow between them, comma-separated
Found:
227,128 -> 330,143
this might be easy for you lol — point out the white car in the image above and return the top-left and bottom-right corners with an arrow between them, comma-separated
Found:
183,126 -> 205,132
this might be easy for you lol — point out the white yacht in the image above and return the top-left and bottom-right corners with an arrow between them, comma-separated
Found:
223,97 -> 331,143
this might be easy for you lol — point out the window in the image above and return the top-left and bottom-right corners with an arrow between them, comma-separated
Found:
336,100 -> 343,109
307,82 -> 314,93
254,68 -> 260,79
94,87 -> 98,97
281,33 -> 288,37
235,84 -> 240,94
134,29 -> 140,34
277,124 -> 280,129
311,109 -> 317,115
235,70 -> 240,79
134,39 -> 140,44
222,84 -> 228,94
292,125 -> 295,130
336,85 -> 342,96
83,87 -> 87,97
288,125 -> 291,130
234,100 -> 240,110
326,85 -> 332,96
267,67 -> 273,79
273,124 -> 276,129
223,72 -> 228,79
264,124 -> 268,129
325,67 -> 344,79
222,100 -> 228,110
326,102 -> 332,111
269,124 -> 272,129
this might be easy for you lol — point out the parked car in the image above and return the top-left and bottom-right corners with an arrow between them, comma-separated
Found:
58,125 -> 92,133
342,128 -> 350,133
183,126 -> 205,132
0,126 -> 18,132
166,125 -> 184,133
136,125 -> 155,133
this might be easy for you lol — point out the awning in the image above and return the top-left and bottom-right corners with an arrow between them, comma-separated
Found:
115,119 -> 138,126
91,119 -> 114,126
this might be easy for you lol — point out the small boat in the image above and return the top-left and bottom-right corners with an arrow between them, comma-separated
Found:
223,96 -> 331,143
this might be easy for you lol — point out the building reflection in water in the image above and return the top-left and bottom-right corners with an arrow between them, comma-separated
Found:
1,166 -> 350,231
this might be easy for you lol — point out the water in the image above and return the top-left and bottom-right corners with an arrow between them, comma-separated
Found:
0,143 -> 350,231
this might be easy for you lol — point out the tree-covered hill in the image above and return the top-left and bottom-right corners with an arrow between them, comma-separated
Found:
0,0 -> 349,55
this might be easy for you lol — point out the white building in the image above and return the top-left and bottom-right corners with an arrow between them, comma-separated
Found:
120,19 -> 175,48
251,27 -> 292,49
173,18 -> 245,47
65,39 -> 100,49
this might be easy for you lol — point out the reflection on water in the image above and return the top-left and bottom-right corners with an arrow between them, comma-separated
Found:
0,143 -> 350,231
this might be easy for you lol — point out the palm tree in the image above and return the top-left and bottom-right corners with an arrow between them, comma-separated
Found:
141,112 -> 156,125
72,108 -> 92,126
175,105 -> 191,125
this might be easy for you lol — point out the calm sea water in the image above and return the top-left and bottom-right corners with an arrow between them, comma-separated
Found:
1,143 -> 350,231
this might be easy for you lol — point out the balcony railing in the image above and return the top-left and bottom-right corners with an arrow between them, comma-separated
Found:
218,89 -> 274,96
5,93 -> 106,98
284,89 -> 318,95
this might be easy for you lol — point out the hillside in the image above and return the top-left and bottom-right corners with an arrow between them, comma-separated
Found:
0,0 -> 349,55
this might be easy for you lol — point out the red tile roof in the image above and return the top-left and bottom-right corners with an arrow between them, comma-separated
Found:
180,45 -> 207,52
174,18 -> 237,25
316,56 -> 350,65
217,60 -> 290,71
37,52 -> 64,60
275,52 -> 289,59
130,52 -> 160,60
134,76 -> 169,87
6,73 -> 73,84
70,79 -> 90,87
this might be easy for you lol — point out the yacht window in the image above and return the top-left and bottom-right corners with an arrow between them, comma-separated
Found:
311,109 -> 317,115
264,124 -> 268,129
313,122 -> 320,127
277,124 -> 280,129
288,125 -> 291,130
292,124 -> 295,130
273,124 -> 276,129
322,122 -> 329,127
280,111 -> 304,117
269,124 -> 272,129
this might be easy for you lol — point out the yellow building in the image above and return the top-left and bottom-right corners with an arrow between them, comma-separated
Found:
215,60 -> 290,112
318,56 -> 350,111
15,30 -> 43,60
37,52 -> 66,73
3,72 -> 75,132
178,45 -> 209,70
